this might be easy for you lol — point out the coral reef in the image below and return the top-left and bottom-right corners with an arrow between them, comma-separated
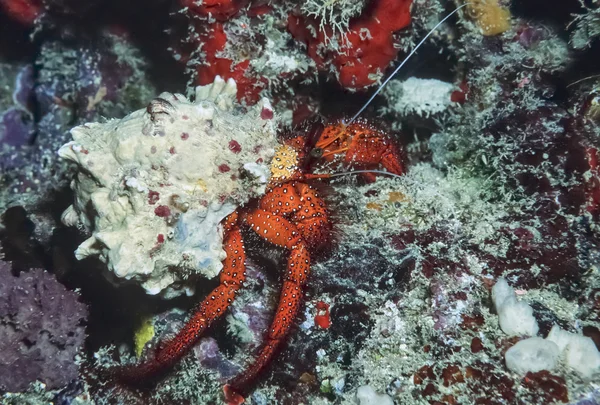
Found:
289,0 -> 413,89
0,32 -> 157,247
0,260 -> 87,392
1,0 -> 600,403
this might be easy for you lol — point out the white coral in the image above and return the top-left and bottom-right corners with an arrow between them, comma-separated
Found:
492,278 -> 539,336
383,77 -> 454,118
59,77 -> 278,297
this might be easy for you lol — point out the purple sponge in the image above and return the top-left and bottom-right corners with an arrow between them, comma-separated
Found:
0,261 -> 88,392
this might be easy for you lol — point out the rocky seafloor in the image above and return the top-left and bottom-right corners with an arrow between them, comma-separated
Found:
1,0 -> 600,404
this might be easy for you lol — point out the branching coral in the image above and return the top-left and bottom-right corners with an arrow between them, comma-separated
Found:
569,0 -> 600,49
300,0 -> 369,38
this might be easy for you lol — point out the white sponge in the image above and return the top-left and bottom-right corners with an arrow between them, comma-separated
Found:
547,325 -> 600,379
505,337 -> 560,374
492,278 -> 539,336
503,325 -> 600,379
356,385 -> 394,405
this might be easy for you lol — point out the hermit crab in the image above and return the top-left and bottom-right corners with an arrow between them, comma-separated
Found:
111,113 -> 405,405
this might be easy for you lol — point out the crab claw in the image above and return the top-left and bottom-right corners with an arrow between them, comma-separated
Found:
223,384 -> 245,405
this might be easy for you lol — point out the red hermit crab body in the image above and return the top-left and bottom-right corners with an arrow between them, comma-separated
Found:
114,119 -> 405,403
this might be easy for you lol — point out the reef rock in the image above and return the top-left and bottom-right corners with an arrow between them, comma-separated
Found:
59,77 -> 277,297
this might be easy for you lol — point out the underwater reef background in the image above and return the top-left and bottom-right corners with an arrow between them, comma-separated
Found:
1,0 -> 600,404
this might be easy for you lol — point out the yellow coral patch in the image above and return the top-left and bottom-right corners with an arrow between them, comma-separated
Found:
133,316 -> 155,357
195,178 -> 208,193
366,202 -> 383,211
467,0 -> 511,36
388,191 -> 408,203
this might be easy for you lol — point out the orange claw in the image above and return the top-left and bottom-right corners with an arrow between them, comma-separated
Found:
315,120 -> 405,180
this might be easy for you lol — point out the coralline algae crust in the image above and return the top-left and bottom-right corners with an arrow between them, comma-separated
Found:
59,77 -> 277,297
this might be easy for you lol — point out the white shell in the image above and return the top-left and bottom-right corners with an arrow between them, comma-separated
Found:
59,77 -> 278,298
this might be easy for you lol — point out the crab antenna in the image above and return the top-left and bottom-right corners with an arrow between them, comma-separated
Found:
345,3 -> 470,125
327,170 -> 405,180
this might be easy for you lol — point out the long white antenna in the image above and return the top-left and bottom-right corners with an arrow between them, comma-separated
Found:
327,169 -> 404,179
346,3 -> 469,125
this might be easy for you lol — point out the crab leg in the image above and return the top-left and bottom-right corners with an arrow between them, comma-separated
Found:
115,213 -> 246,383
224,209 -> 311,402
380,143 -> 405,175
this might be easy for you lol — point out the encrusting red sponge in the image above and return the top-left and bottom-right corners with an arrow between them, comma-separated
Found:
288,0 -> 413,90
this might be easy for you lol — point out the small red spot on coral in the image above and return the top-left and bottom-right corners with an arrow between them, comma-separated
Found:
413,365 -> 435,385
169,146 -> 176,154
442,365 -> 465,387
517,76 -> 531,88
219,164 -> 231,173
181,132 -> 189,140
256,158 -> 263,164
182,115 -> 189,120
248,3 -> 271,17
148,190 -> 160,205
182,0 -> 247,21
228,140 -> 242,153
157,234 -> 165,244
314,301 -> 331,329
461,313 -> 485,330
261,107 -> 274,120
154,205 -> 171,217
451,81 -> 469,103
471,337 -> 484,353
450,90 -> 465,103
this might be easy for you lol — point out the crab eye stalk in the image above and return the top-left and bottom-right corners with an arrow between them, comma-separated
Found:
310,147 -> 323,158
